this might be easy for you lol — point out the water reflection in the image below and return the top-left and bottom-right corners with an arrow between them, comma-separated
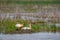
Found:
0,32 -> 60,40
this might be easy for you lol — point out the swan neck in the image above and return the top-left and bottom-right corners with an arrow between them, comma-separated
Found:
29,23 -> 31,28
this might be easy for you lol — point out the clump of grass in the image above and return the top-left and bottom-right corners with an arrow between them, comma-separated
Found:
32,24 -> 40,32
0,20 -> 2,33
50,24 -> 56,32
3,19 -> 17,33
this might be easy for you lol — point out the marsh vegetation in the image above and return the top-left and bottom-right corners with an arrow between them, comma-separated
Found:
0,19 -> 60,34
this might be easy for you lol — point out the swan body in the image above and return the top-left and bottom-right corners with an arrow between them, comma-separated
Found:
15,24 -> 23,27
21,27 -> 31,30
21,23 -> 31,30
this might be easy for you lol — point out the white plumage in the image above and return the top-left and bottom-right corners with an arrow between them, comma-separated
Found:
15,24 -> 23,27
15,23 -> 31,30
21,23 -> 31,30
21,27 -> 31,30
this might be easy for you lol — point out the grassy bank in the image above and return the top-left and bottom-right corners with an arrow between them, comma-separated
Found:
0,19 -> 60,33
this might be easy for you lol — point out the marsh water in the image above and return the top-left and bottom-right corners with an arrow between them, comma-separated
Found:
0,32 -> 60,40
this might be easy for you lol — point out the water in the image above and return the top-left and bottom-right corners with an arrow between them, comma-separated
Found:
0,32 -> 60,40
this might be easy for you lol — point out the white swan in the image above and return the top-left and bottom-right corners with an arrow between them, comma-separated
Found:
15,23 -> 23,28
21,23 -> 31,30
15,23 -> 32,30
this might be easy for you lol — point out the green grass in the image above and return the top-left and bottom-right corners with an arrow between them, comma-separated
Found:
0,19 -> 60,33
0,20 -> 2,33
0,19 -> 29,33
0,1 -> 60,5
32,23 -> 49,32
16,1 -> 60,5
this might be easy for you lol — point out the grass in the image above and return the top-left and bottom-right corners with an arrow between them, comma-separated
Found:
0,19 -> 60,33
0,20 -> 2,33
0,1 -> 60,5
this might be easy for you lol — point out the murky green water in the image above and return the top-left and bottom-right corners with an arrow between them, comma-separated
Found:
0,32 -> 60,40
